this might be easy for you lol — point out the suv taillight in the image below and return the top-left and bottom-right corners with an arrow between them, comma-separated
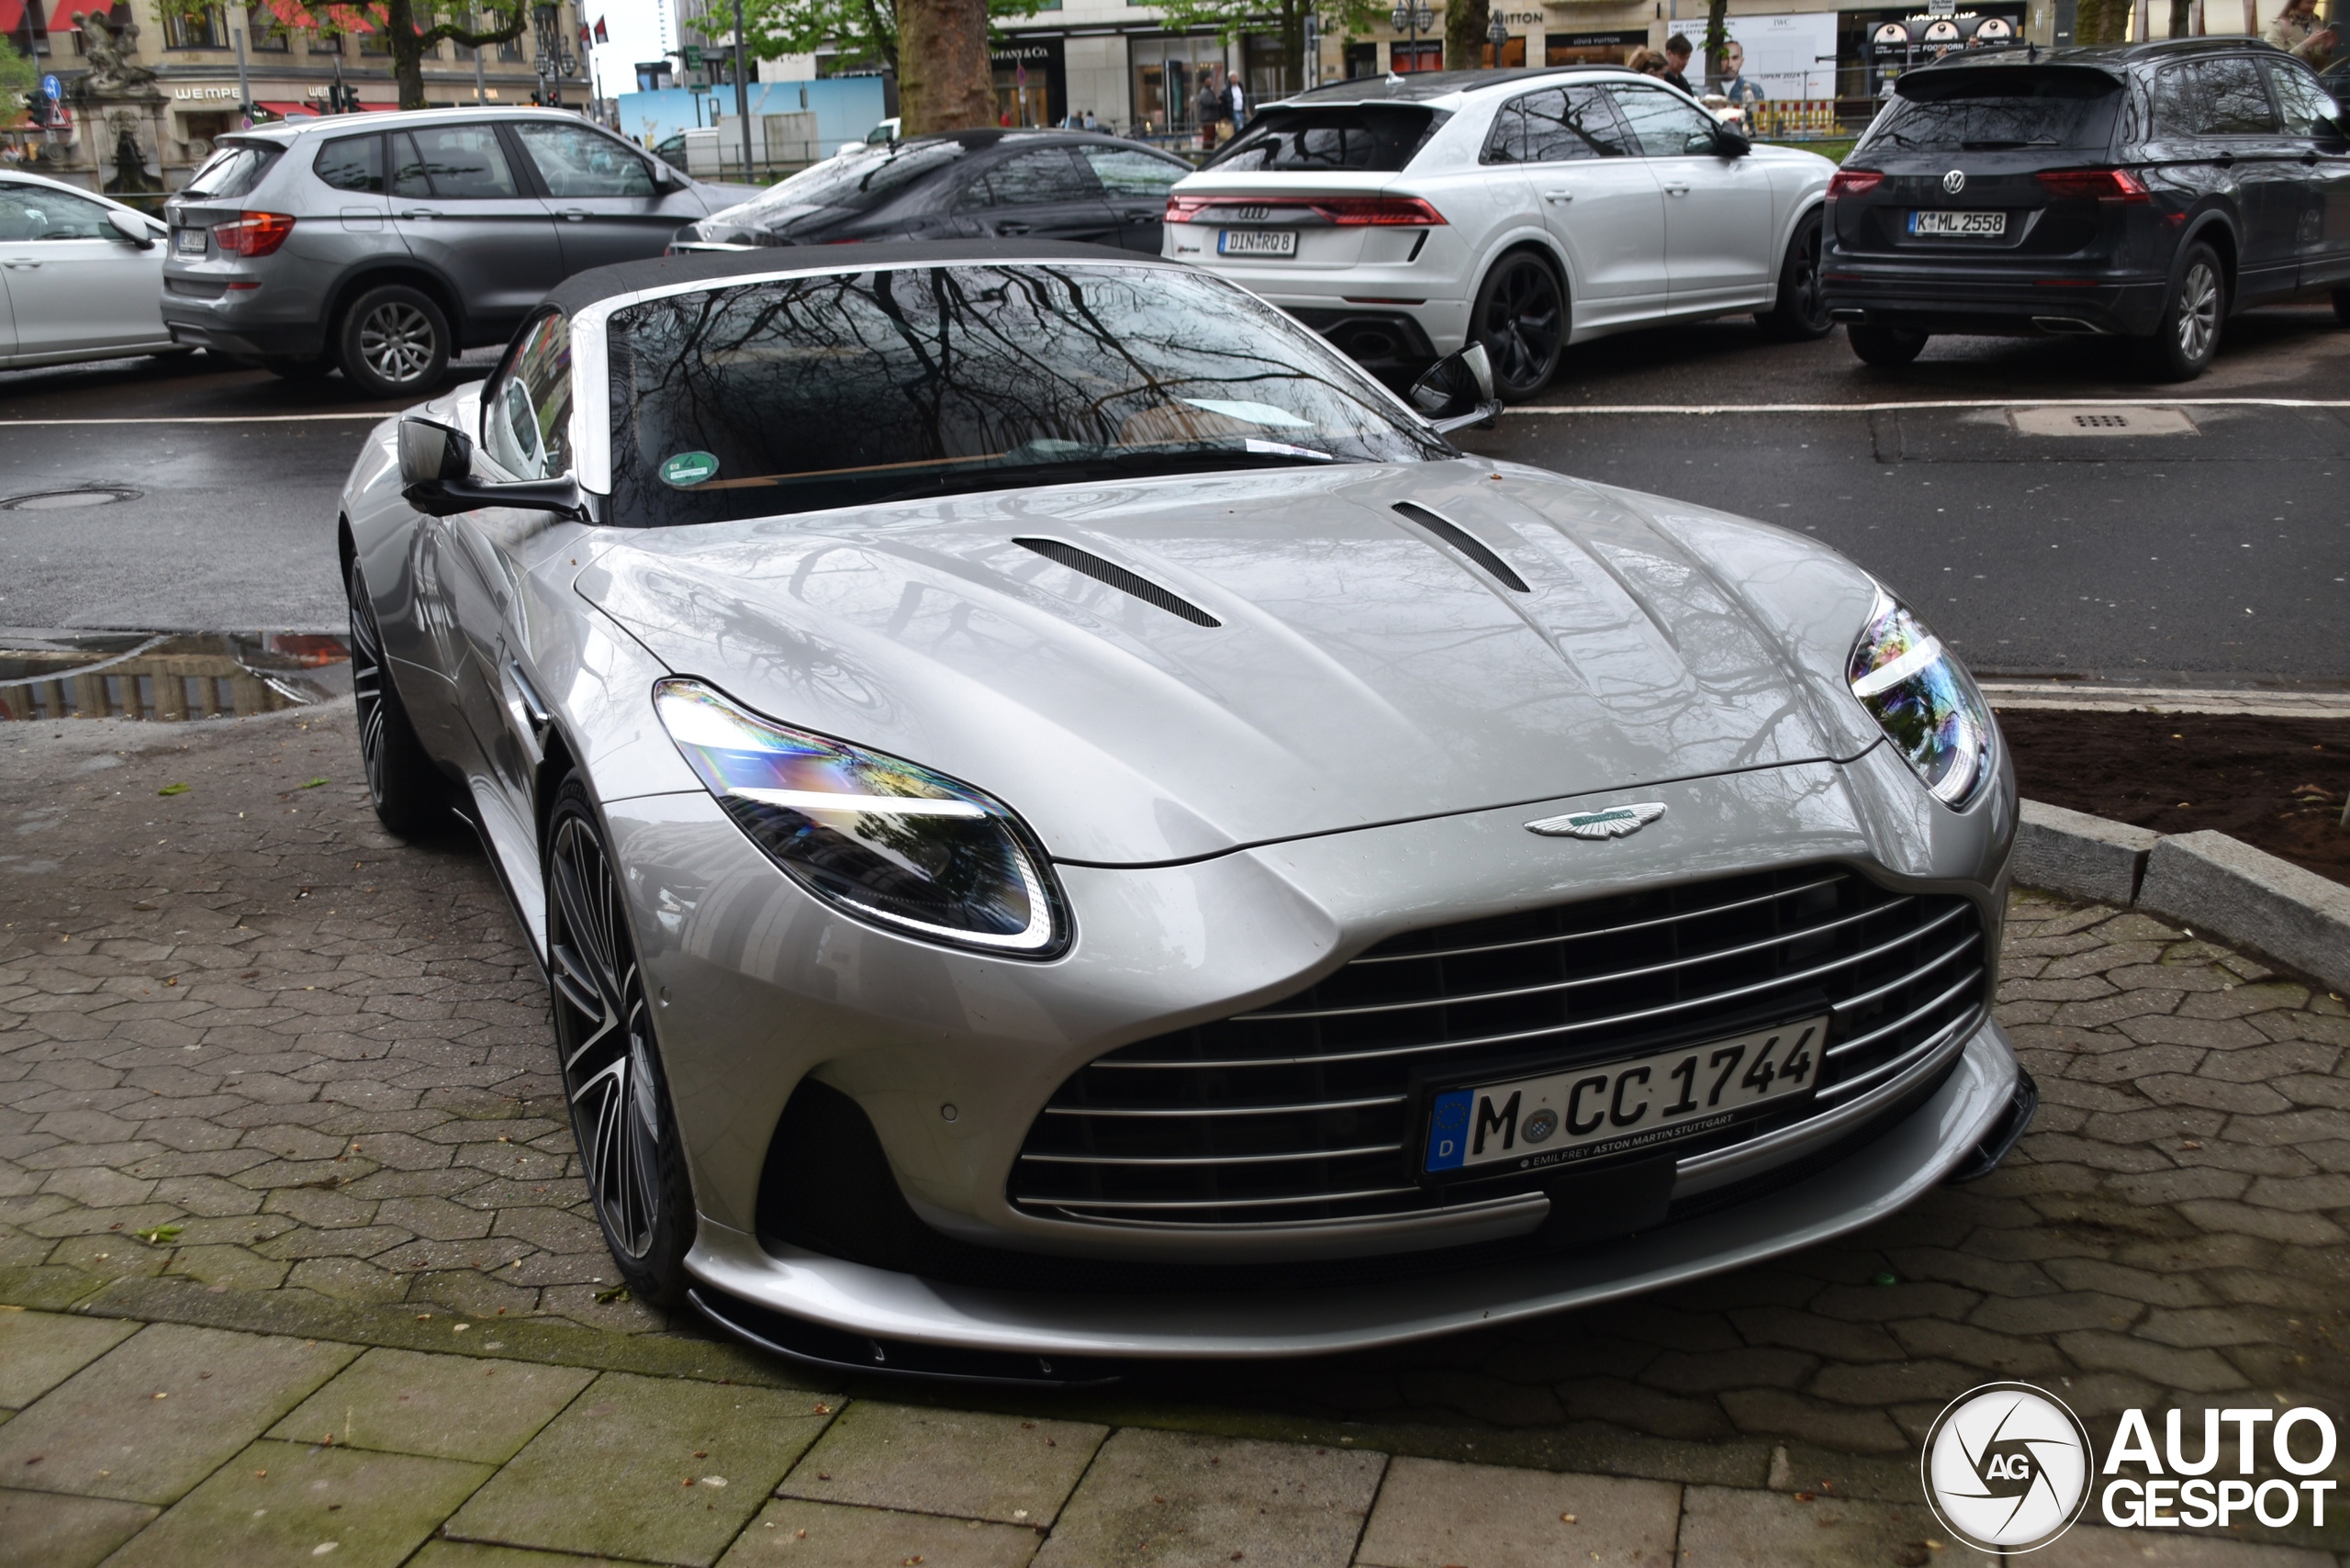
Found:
212,212 -> 297,258
2034,168 -> 2151,204
1826,169 -> 1884,202
1164,196 -> 1447,226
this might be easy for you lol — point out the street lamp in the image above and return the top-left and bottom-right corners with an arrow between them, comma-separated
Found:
1388,3 -> 1433,71
1487,14 -> 1510,64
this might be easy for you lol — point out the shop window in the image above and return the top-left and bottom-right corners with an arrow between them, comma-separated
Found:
1481,36 -> 1527,67
1344,41 -> 1378,77
1390,40 -> 1441,72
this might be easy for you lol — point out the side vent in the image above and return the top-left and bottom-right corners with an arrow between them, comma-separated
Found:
1012,537 -> 1222,627
1392,502 -> 1529,593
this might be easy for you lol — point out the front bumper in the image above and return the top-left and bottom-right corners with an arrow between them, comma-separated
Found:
1820,260 -> 2165,338
683,1015 -> 2020,1362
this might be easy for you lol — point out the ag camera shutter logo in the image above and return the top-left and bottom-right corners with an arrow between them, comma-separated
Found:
1920,1382 -> 2093,1552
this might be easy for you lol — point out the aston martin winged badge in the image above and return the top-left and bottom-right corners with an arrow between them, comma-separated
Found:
1525,802 -> 1667,839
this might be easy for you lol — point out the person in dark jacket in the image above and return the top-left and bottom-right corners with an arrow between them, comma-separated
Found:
1663,34 -> 1695,94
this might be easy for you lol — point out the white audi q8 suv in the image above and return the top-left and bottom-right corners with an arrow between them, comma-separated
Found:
1166,68 -> 1837,398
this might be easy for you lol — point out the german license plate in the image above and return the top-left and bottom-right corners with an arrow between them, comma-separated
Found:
173,228 -> 207,255
1423,1015 -> 1827,1176
1909,209 -> 2005,237
1218,229 -> 1296,257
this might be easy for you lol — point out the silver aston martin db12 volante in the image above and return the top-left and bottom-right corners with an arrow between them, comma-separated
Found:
341,241 -> 2031,1380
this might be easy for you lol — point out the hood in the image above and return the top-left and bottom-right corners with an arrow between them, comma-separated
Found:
576,458 -> 1886,865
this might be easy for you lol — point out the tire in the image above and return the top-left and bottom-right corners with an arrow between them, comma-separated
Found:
1470,251 -> 1567,400
1848,322 -> 1928,367
2138,241 -> 2223,382
335,284 -> 450,399
546,778 -> 696,1309
266,357 -> 336,381
347,558 -> 445,839
1756,210 -> 1831,342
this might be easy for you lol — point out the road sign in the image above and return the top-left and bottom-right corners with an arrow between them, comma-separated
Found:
41,73 -> 61,100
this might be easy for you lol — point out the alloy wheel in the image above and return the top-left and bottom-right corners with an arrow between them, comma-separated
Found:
348,566 -> 391,806
2176,261 -> 2219,363
1789,222 -> 1825,328
1481,259 -> 1562,394
548,813 -> 663,1261
359,302 -> 437,386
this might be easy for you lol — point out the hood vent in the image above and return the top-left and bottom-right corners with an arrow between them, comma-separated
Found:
1013,537 -> 1222,628
1392,502 -> 1529,594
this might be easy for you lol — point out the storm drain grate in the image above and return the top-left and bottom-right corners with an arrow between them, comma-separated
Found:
0,487 -> 143,511
2008,406 -> 2197,438
2074,414 -> 2131,428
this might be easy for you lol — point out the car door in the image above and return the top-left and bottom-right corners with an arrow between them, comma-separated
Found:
951,146 -> 1120,243
1604,82 -> 1777,309
2265,57 -> 2350,288
0,180 -> 166,355
507,118 -> 702,274
1505,85 -> 1667,326
1076,144 -> 1189,252
388,124 -> 565,345
2149,58 -> 2304,299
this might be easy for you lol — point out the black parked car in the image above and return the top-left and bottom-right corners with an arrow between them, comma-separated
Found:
669,129 -> 1192,254
1821,39 -> 2350,379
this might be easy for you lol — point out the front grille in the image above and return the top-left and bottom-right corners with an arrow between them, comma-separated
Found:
1011,865 -> 1986,1227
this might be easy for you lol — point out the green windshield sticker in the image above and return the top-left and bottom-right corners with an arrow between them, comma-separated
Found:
660,451 -> 721,487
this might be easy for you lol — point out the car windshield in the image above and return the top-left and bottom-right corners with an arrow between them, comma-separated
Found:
1205,106 -> 1449,171
1861,70 -> 2122,152
722,141 -> 964,221
607,263 -> 1449,527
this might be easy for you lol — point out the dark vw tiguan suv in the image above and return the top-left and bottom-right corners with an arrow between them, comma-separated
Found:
1821,39 -> 2350,378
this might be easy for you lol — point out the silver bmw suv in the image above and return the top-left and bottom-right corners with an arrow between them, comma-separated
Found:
162,108 -> 757,398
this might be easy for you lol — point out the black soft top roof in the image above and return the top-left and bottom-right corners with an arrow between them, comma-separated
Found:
544,239 -> 1158,318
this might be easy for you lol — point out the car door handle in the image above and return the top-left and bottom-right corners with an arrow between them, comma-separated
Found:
2,259 -> 37,269
1541,189 -> 1573,203
2304,151 -> 2321,164
555,207 -> 590,222
397,208 -> 442,220
994,221 -> 1033,234
1662,184 -> 1692,196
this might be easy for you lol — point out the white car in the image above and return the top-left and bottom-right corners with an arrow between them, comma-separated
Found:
1166,68 -> 1837,399
0,168 -> 180,370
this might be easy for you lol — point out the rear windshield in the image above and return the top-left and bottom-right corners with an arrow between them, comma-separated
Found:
1860,70 -> 2122,153
606,263 -> 1448,527
1204,106 -> 1449,172
181,141 -> 281,200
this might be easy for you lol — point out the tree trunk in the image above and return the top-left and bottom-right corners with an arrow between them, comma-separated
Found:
898,0 -> 993,135
2165,0 -> 2191,34
1446,0 -> 1491,71
1280,0 -> 1304,94
1704,0 -> 1730,88
386,0 -> 427,111
2073,0 -> 2121,43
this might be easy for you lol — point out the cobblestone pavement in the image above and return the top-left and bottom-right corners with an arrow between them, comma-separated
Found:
4,702 -> 2349,1565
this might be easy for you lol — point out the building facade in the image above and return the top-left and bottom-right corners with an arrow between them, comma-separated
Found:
6,0 -> 586,195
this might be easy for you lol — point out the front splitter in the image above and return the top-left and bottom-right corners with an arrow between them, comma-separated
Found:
681,1019 -> 2019,1366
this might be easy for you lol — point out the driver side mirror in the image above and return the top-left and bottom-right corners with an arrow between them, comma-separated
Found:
1693,126 -> 1751,157
398,416 -> 588,521
1409,342 -> 1505,434
651,160 -> 688,192
106,207 -> 156,249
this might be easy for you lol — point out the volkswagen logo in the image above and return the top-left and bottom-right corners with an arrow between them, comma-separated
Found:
1920,1382 -> 2092,1552
1942,169 -> 1966,195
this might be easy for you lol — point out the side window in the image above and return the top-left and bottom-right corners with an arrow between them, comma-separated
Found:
512,121 -> 655,198
1526,86 -> 1636,161
2265,61 -> 2343,138
1604,83 -> 1724,157
0,184 -> 114,240
314,136 -> 384,194
959,148 -> 1097,208
481,314 -> 574,481
1483,96 -> 1528,163
1080,146 -> 1186,198
2153,58 -> 2281,137
391,125 -> 520,199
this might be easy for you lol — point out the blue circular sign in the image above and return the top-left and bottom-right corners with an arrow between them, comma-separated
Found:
41,73 -> 62,100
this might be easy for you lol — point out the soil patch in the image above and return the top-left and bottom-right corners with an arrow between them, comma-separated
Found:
1998,707 -> 2350,887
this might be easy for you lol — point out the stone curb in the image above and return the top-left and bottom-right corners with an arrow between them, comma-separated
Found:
2012,798 -> 2350,991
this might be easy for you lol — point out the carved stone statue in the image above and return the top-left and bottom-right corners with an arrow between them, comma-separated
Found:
73,9 -> 159,95
102,106 -> 160,193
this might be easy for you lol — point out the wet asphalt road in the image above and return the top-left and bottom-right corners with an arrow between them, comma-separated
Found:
1,309 -> 2344,682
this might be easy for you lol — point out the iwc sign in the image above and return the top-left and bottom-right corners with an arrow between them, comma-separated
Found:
1920,1383 -> 2093,1552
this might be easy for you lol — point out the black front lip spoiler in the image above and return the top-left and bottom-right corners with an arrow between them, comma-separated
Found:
1943,1068 -> 2038,1184
688,1285 -> 1131,1387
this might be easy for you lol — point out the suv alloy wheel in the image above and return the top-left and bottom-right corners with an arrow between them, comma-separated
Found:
338,283 -> 451,399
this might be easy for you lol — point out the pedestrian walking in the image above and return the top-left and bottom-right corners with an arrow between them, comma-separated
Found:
2265,0 -> 2336,66
1228,73 -> 1248,131
1663,34 -> 1695,93
1196,74 -> 1223,151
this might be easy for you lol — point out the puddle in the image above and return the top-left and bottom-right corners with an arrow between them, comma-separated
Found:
0,632 -> 351,722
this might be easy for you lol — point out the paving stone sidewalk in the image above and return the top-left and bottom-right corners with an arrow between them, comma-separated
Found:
4,702 -> 2349,1566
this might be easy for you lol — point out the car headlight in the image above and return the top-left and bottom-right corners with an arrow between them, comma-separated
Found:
653,679 -> 1068,958
1847,592 -> 1993,807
